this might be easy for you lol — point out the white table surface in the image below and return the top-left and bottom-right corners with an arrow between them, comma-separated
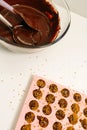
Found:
0,12 -> 87,130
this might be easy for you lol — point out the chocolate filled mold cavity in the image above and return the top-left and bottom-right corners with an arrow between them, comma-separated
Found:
45,94 -> 55,104
83,107 -> 87,117
71,103 -> 80,114
49,84 -> 58,93
21,124 -> 31,130
66,126 -> 75,130
68,113 -> 78,125
42,104 -> 52,115
53,122 -> 62,130
33,89 -> 42,99
80,118 -> 87,129
56,109 -> 65,120
37,116 -> 49,128
25,111 -> 35,123
36,79 -> 46,88
58,98 -> 67,108
61,88 -> 70,98
29,100 -> 39,110
73,93 -> 82,102
14,76 -> 87,130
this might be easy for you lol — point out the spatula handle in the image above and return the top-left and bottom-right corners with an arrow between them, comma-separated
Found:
0,14 -> 12,28
0,0 -> 14,13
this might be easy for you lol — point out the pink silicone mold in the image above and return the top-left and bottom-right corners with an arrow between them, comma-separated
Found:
15,76 -> 87,130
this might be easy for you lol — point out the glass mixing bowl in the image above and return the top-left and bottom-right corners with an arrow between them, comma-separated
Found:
0,0 -> 71,53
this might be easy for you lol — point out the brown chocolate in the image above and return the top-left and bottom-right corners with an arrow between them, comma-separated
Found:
58,98 -> 67,108
80,118 -> 87,129
73,93 -> 82,102
61,88 -> 70,98
25,111 -> 35,123
33,89 -> 42,99
56,109 -> 65,120
85,98 -> 87,105
49,84 -> 58,93
29,100 -> 39,110
83,107 -> 87,117
53,122 -> 62,130
37,116 -> 49,128
71,103 -> 80,114
36,79 -> 46,88
45,94 -> 55,104
68,113 -> 78,125
13,5 -> 51,46
0,0 -> 60,47
42,104 -> 52,115
66,126 -> 75,130
21,124 -> 31,130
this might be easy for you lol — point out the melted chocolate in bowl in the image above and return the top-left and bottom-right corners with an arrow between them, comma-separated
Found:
0,0 -> 60,47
